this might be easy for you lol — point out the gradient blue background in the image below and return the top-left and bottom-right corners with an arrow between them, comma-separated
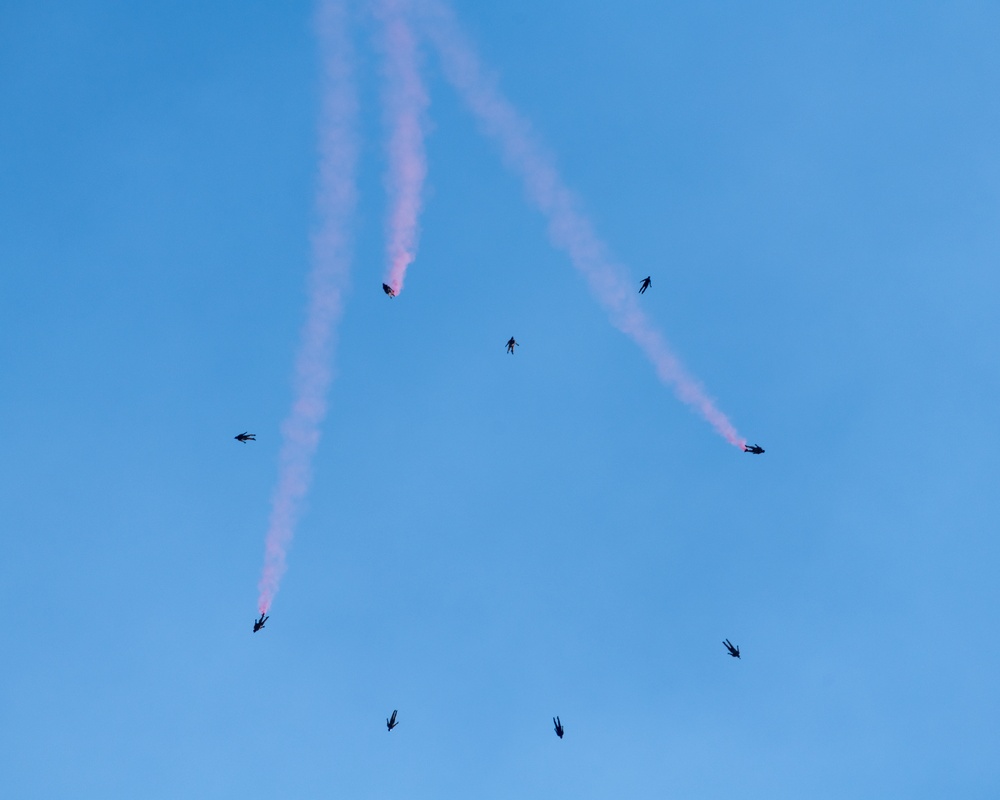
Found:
2,1 -> 998,797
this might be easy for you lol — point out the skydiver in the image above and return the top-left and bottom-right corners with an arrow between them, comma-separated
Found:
506,336 -> 518,354
386,709 -> 399,731
723,639 -> 740,658
743,443 -> 765,455
382,282 -> 396,298
235,432 -> 256,443
553,716 -> 564,739
638,275 -> 652,294
252,613 -> 268,633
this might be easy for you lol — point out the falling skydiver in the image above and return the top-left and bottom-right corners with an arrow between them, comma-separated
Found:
235,432 -> 256,443
252,613 -> 269,633
506,336 -> 518,354
553,716 -> 564,738
723,639 -> 740,658
638,275 -> 651,294
386,709 -> 399,731
382,283 -> 396,298
744,443 -> 764,454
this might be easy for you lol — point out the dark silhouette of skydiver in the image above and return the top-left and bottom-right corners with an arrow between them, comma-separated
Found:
743,443 -> 764,455
553,716 -> 564,738
252,613 -> 268,633
638,276 -> 652,294
723,639 -> 740,658
506,336 -> 518,354
382,283 -> 396,298
235,432 -> 256,443
386,709 -> 399,731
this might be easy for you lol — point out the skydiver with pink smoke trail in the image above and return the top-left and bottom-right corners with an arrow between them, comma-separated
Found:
415,0 -> 748,449
255,0 -> 358,623
376,0 -> 430,297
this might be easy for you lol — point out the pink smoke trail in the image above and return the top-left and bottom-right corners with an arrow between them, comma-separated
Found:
257,0 -> 358,614
377,0 -> 429,296
417,1 -> 745,448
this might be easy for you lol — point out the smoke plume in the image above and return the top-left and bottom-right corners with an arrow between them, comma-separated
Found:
258,0 -> 358,614
377,0 -> 429,296
418,0 -> 745,448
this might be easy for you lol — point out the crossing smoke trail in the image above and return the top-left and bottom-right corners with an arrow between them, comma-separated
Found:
257,0 -> 358,614
377,0 -> 429,296
417,1 -> 745,448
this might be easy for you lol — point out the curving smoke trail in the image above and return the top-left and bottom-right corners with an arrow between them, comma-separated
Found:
257,0 -> 358,614
417,1 -> 745,448
377,0 -> 429,296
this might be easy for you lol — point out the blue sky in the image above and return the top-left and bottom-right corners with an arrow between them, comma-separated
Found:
2,1 -> 999,797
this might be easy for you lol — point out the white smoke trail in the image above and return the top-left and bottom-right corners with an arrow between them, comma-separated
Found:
258,0 -> 358,614
376,0 -> 429,296
417,1 -> 745,447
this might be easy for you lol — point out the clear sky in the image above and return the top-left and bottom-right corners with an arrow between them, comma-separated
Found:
2,1 -> 999,797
